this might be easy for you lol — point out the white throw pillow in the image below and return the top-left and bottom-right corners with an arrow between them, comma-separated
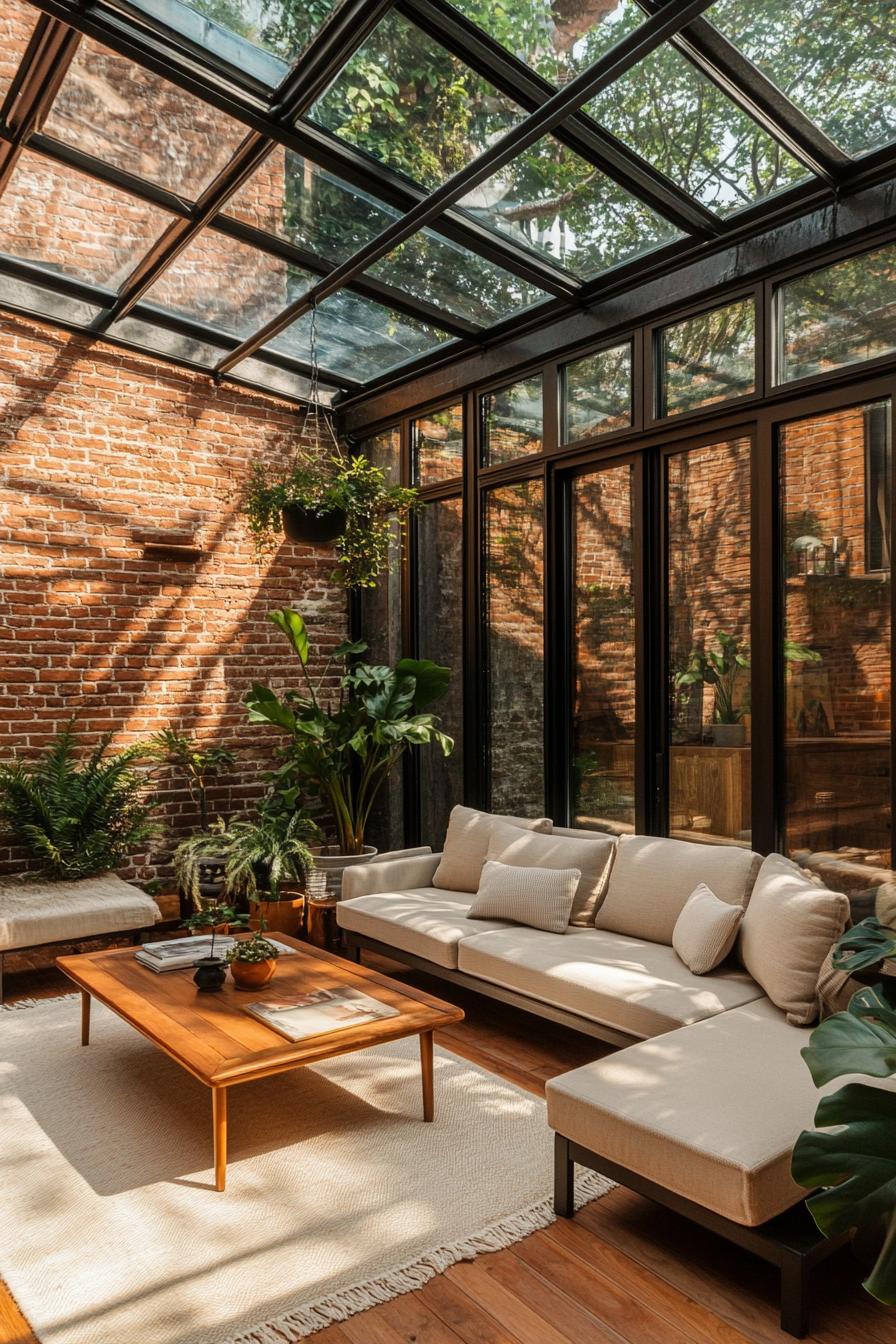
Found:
486,819 -> 616,927
672,883 -> 744,975
432,806 -> 552,894
738,853 -> 850,1025
468,861 -> 580,934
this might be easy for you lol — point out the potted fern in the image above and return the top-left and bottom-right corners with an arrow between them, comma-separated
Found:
223,810 -> 319,937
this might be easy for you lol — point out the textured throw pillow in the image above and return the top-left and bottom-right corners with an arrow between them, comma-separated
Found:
738,853 -> 850,1025
594,833 -> 761,944
432,806 -> 552,893
486,819 -> 616,927
672,883 -> 744,975
468,861 -> 580,934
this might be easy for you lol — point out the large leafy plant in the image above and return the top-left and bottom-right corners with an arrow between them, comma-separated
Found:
674,633 -> 821,724
245,608 -> 452,854
0,727 -> 161,880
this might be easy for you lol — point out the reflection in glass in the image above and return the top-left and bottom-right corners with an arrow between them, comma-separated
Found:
310,10 -> 523,189
588,43 -> 806,215
450,0 -> 644,85
360,517 -> 404,851
778,244 -> 896,383
44,36 -> 247,198
482,377 -> 543,466
414,404 -> 464,485
459,136 -> 681,279
1,1 -> 38,104
483,479 -> 545,815
0,270 -> 102,327
369,234 -> 549,326
710,0 -> 896,160
143,232 -> 313,339
661,299 -> 756,416
267,290 -> 456,382
563,343 -> 632,443
572,466 -> 636,833
0,150 -> 171,288
668,438 -> 752,845
417,497 -> 464,843
365,427 -> 401,484
781,402 -> 893,920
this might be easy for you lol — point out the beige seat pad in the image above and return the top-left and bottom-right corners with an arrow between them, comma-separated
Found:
0,874 -> 160,952
336,889 -> 511,969
546,997 -> 886,1227
457,927 -> 763,1039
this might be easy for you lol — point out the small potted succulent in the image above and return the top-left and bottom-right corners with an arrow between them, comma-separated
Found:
225,926 -> 281,991
181,902 -> 248,993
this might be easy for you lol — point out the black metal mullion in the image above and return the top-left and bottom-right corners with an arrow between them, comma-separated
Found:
0,16 -> 81,200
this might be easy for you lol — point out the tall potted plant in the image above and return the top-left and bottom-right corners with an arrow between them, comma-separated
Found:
245,608 -> 453,892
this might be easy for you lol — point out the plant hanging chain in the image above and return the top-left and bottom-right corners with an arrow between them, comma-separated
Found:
292,302 -> 342,485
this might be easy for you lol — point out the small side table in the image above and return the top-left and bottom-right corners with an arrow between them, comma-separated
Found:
305,897 -> 341,953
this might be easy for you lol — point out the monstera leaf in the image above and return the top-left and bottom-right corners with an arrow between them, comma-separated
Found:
396,658 -> 451,709
793,1083 -> 896,1304
834,917 -> 896,974
802,985 -> 896,1086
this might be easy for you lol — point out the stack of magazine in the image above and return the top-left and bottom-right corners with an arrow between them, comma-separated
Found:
135,935 -> 295,974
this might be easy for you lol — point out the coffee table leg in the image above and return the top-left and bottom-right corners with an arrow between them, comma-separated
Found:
420,1030 -> 434,1122
212,1088 -> 227,1191
80,991 -> 90,1047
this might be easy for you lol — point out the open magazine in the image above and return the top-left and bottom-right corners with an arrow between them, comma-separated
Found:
244,987 -> 399,1043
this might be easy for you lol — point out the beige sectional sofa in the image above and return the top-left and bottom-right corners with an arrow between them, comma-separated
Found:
337,809 -> 872,1337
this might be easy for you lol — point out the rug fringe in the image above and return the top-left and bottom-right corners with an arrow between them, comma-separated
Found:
1,993 -> 79,1011
226,1168 -> 613,1344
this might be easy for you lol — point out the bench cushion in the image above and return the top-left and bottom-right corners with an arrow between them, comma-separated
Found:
546,998 -> 826,1226
0,874 -> 161,952
457,926 -> 763,1039
595,834 -> 761,944
336,888 -> 511,969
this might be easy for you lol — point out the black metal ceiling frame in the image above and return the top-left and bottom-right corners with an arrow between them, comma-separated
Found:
1,0 -> 895,404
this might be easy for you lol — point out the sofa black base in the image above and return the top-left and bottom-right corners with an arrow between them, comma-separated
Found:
554,1132 -> 848,1338
344,931 -> 639,1049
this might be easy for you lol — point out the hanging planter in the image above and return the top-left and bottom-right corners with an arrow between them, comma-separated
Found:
280,502 -> 347,545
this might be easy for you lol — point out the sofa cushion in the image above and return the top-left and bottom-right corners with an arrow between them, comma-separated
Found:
672,883 -> 744,975
546,997 -> 892,1227
486,821 -> 616,927
595,834 -> 761,944
739,853 -> 850,1026
0,874 -> 160,952
468,861 -> 580,934
457,926 -> 763,1039
432,806 -> 552,894
336,888 -> 511,969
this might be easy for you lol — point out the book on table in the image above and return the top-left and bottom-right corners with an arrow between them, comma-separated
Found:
135,935 -> 296,973
244,988 -> 400,1042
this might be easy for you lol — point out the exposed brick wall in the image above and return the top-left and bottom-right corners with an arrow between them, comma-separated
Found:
0,313 -> 347,884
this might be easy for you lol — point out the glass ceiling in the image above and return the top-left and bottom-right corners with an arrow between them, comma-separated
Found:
0,0 -> 893,405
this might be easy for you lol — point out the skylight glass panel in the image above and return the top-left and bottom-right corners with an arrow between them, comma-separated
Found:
1,1 -> 38,105
264,291 -> 457,382
587,40 -> 808,215
127,0 -> 341,88
142,232 -> 314,338
449,0 -> 644,85
309,10 -> 525,189
708,0 -> 896,159
458,135 -> 682,278
43,36 -> 248,199
0,150 -> 173,288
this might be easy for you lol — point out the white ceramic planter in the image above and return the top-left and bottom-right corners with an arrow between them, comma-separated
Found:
309,845 -> 378,898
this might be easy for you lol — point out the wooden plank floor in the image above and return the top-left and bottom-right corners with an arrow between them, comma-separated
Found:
3,953 -> 895,1344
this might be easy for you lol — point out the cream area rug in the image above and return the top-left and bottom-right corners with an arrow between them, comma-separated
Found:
0,997 -> 611,1344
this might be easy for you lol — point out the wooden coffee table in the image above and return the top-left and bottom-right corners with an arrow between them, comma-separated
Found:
56,936 -> 464,1191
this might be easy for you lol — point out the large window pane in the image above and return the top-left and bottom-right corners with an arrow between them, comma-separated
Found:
572,466 -> 636,834
781,401 -> 893,917
417,497 -> 464,843
563,343 -> 632,443
482,377 -> 543,467
364,427 -> 401,484
661,299 -> 756,417
310,11 -> 523,190
414,404 -> 464,486
778,244 -> 896,383
668,438 -> 752,845
483,479 -> 545,814
360,519 -> 404,853
710,0 -> 896,160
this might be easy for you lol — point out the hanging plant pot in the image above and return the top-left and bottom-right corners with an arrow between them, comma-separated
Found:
281,503 -> 346,545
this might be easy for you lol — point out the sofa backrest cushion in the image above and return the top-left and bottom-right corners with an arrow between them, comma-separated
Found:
738,852 -> 850,1025
432,806 -> 552,894
468,861 -> 580,934
595,834 -> 762,944
672,882 -> 745,975
485,820 -> 616,926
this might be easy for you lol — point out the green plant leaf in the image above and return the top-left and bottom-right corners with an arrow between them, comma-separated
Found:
834,917 -> 896,973
801,986 -> 896,1086
244,684 -> 297,732
793,1083 -> 896,1303
334,638 -> 368,659
268,609 -> 309,664
396,658 -> 451,709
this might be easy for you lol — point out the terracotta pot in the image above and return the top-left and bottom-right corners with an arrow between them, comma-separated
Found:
249,893 -> 304,937
229,958 -> 277,991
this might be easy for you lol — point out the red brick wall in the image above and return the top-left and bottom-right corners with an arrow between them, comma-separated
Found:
0,313 -> 347,883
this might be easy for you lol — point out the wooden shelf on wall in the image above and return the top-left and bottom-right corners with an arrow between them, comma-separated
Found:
132,529 -> 203,562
